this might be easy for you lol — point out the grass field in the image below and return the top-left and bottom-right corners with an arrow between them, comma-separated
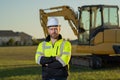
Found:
0,46 -> 120,80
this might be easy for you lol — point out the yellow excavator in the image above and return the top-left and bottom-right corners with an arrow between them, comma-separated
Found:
39,5 -> 120,68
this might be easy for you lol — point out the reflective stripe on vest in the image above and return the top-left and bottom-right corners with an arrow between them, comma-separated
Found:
36,52 -> 44,55
37,56 -> 42,64
36,52 -> 44,64
57,40 -> 68,66
60,40 -> 66,56
42,41 -> 46,53
57,57 -> 66,66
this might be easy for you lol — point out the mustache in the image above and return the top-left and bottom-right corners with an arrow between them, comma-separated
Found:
52,32 -> 57,34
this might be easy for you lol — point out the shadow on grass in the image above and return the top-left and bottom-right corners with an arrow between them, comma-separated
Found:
0,65 -> 91,78
0,64 -> 120,78
0,66 -> 42,78
69,63 -> 120,73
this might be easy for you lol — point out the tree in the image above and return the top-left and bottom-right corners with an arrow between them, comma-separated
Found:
32,39 -> 39,45
7,38 -> 14,46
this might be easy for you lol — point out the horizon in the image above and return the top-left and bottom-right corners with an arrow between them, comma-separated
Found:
0,0 -> 120,40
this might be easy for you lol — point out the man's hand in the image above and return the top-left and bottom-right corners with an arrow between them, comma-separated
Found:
45,64 -> 48,66
55,56 -> 59,60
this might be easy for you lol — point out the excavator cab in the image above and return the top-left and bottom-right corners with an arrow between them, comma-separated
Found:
78,5 -> 119,45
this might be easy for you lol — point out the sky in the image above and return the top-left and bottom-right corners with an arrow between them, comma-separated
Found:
0,0 -> 120,40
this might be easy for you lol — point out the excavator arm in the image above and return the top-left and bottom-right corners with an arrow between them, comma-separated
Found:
39,5 -> 79,37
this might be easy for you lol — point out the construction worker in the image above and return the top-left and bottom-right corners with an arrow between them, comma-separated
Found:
35,17 -> 71,80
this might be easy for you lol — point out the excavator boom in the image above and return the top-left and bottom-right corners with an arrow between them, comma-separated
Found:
39,5 -> 79,37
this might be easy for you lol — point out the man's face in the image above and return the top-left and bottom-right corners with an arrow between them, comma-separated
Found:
48,26 -> 60,39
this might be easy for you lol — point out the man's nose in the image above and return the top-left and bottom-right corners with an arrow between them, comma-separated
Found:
53,29 -> 57,32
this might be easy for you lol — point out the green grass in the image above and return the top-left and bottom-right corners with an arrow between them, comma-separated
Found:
0,46 -> 120,80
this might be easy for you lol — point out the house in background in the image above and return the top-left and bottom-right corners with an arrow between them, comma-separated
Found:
0,30 -> 33,46
16,32 -> 33,45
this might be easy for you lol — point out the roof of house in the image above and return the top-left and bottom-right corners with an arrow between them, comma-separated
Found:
16,32 -> 32,38
0,30 -> 32,38
0,30 -> 19,37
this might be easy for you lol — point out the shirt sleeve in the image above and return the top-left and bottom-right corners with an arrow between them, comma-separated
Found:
35,42 -> 44,64
57,41 -> 71,66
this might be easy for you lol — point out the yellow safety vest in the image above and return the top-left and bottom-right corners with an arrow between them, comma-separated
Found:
35,39 -> 71,67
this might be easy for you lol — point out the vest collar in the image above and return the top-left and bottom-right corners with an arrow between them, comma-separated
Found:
45,34 -> 62,42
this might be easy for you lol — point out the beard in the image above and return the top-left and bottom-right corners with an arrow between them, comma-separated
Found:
50,33 -> 59,39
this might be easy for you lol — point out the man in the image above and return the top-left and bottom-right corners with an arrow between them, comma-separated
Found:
35,17 -> 71,80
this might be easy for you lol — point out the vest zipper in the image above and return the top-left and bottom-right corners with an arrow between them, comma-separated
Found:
56,46 -> 58,55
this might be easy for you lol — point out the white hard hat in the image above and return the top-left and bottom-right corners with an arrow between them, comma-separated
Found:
47,17 -> 59,27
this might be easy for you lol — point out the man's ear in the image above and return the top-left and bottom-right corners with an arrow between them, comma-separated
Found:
58,25 -> 61,31
59,27 -> 61,31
